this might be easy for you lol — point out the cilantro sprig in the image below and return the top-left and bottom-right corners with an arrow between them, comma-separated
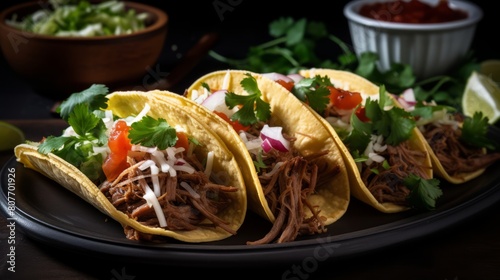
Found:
128,116 -> 178,150
38,85 -> 110,182
210,17 -> 480,109
461,112 -> 498,150
292,75 -> 332,114
225,73 -> 271,126
405,174 -> 443,211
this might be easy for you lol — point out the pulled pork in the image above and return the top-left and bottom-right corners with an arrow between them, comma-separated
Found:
361,140 -> 430,206
422,120 -> 500,176
100,151 -> 237,241
246,126 -> 337,245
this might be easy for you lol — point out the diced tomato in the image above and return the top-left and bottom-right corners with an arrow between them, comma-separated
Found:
355,106 -> 370,122
174,131 -> 190,151
328,86 -> 363,110
275,79 -> 294,92
102,120 -> 132,181
213,110 -> 250,132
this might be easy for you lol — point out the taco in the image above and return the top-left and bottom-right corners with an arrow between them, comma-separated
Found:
393,88 -> 500,184
266,69 -> 442,213
182,69 -> 350,244
14,85 -> 247,243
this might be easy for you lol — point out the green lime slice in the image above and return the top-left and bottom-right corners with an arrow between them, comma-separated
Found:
0,121 -> 26,151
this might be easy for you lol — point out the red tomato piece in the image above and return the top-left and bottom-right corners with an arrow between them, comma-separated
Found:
355,106 -> 370,122
275,79 -> 294,92
174,131 -> 190,151
328,86 -> 363,110
102,120 -> 132,181
213,110 -> 250,132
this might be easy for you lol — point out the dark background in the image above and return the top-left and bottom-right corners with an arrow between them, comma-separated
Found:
0,0 -> 498,119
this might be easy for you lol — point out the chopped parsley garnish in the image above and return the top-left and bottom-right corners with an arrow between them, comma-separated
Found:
225,73 -> 271,126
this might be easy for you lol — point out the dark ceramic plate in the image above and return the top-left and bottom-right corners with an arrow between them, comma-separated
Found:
1,127 -> 499,268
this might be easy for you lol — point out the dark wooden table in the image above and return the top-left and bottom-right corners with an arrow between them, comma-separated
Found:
1,1 -> 500,279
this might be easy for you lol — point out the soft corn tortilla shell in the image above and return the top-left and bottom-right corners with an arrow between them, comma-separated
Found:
298,69 -> 486,184
14,91 -> 247,243
299,68 -> 434,213
183,70 -> 350,225
423,140 -> 485,184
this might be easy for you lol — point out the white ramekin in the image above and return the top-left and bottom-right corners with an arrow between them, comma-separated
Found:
343,0 -> 483,79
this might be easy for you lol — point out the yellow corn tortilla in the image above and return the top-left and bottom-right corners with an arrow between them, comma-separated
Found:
299,68 -> 433,213
15,91 -> 247,243
421,129 -> 486,184
182,69 -> 350,226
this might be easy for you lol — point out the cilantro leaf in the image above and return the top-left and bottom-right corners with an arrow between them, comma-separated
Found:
292,75 -> 332,114
128,116 -> 177,150
344,113 -> 372,154
225,73 -> 271,126
67,103 -> 101,136
57,84 -> 109,121
404,173 -> 442,210
38,135 -> 74,155
461,111 -> 496,150
364,86 -> 416,146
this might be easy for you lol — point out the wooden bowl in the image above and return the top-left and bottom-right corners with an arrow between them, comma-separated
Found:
0,1 -> 168,99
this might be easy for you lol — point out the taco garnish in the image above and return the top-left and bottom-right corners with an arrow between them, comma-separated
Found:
14,85 -> 247,243
183,70 -> 350,244
261,70 -> 442,213
393,88 -> 500,184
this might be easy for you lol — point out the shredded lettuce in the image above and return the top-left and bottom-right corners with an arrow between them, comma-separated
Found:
6,0 -> 149,37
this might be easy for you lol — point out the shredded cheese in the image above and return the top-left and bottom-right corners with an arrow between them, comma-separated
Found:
204,151 -> 214,177
180,181 -> 201,199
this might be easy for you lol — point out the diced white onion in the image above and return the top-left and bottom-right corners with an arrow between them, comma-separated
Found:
201,89 -> 234,117
368,152 -> 385,163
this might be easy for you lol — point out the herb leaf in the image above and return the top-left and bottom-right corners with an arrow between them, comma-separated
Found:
292,75 -> 332,114
128,116 -> 177,150
225,73 -> 271,126
461,111 -> 496,150
57,84 -> 109,121
405,174 -> 442,210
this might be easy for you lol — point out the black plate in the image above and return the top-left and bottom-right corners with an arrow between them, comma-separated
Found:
2,127 -> 500,267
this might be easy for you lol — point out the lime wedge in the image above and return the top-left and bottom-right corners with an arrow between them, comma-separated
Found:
462,71 -> 500,124
0,121 -> 26,151
480,59 -> 500,83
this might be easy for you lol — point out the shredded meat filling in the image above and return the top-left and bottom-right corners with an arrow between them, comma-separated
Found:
246,127 -> 337,245
361,141 -> 429,205
422,121 -> 500,176
100,151 -> 237,241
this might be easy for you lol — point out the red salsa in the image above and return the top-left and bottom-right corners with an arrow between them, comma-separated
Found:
359,0 -> 468,24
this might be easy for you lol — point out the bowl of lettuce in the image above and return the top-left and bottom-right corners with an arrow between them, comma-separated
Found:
0,0 -> 168,99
